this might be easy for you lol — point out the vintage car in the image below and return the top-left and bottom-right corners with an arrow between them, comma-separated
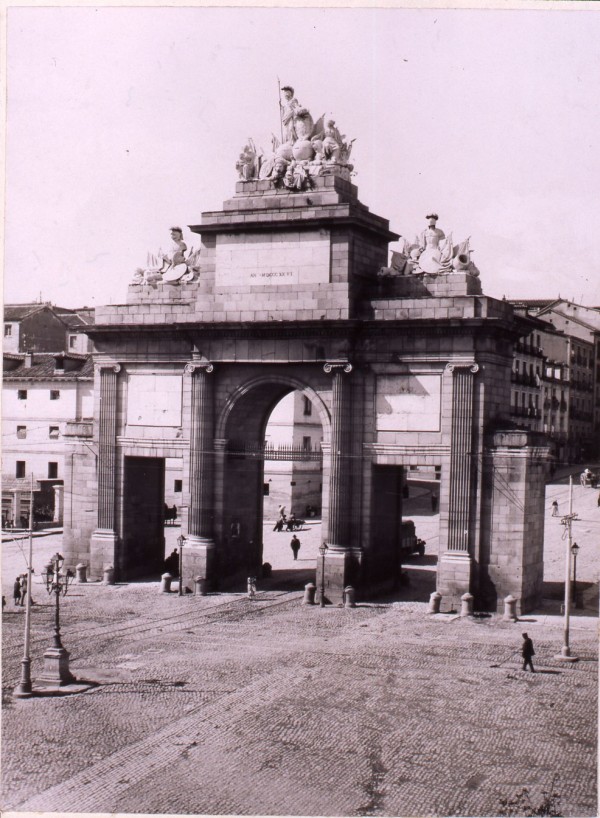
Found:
400,520 -> 426,558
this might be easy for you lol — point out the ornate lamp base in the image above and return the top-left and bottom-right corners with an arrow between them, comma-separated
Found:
36,646 -> 76,687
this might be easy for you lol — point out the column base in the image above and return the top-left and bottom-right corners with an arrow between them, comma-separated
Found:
182,537 -> 216,593
90,529 -> 118,581
554,646 -> 579,663
437,551 -> 473,610
36,646 -> 76,688
316,547 -> 362,606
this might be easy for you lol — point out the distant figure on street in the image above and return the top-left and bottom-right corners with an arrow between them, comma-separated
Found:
521,632 -> 535,673
273,517 -> 284,532
19,574 -> 28,606
290,535 -> 301,560
13,577 -> 21,607
171,505 -> 177,523
597,492 -> 600,508
278,504 -> 286,519
286,514 -> 297,531
431,493 -> 439,513
551,500 -> 559,517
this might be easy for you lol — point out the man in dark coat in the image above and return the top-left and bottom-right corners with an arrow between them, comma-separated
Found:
13,577 -> 21,606
290,535 -> 301,560
521,632 -> 535,672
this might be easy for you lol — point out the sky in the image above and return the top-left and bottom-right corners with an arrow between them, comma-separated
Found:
3,4 -> 600,310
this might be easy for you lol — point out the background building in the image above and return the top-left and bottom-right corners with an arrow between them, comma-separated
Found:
2,303 -> 95,526
509,299 -> 600,463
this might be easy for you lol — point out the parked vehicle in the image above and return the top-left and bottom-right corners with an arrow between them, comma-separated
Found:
400,520 -> 426,558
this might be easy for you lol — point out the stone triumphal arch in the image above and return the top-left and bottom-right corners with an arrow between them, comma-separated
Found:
63,87 -> 552,612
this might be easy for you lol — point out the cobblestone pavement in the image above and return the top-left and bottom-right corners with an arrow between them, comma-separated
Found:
1,479 -> 598,817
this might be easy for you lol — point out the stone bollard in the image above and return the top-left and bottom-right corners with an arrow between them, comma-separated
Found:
344,586 -> 356,608
460,592 -> 474,617
303,582 -> 316,605
75,563 -> 87,583
160,573 -> 172,593
103,565 -> 115,585
427,591 -> 442,614
503,594 -> 518,621
194,576 -> 208,596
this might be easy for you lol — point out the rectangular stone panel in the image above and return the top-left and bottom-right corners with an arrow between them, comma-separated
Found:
126,373 -> 182,427
215,230 -> 330,287
375,374 -> 442,432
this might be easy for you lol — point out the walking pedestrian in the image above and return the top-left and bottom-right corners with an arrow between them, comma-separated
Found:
597,491 -> 600,508
290,534 -> 301,560
551,500 -> 559,517
521,632 -> 535,673
19,574 -> 28,606
13,576 -> 21,607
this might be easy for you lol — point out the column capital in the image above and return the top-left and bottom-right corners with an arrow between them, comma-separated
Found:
446,362 -> 479,374
324,361 -> 353,375
185,361 -> 214,374
96,363 -> 121,375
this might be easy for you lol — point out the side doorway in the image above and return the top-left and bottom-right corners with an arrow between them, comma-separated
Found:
370,464 -> 403,592
122,456 -> 165,580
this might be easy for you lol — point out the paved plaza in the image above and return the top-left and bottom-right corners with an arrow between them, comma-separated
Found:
1,477 -> 598,816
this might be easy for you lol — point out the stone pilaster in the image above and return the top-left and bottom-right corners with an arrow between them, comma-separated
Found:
182,362 -> 216,590
320,362 -> 358,603
90,364 -> 120,580
437,363 -> 479,604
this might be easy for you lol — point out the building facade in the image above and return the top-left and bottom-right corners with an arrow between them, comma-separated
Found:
2,353 -> 94,526
510,299 -> 600,462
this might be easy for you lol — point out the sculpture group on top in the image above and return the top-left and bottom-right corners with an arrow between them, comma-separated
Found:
382,214 -> 480,278
235,85 -> 355,192
131,227 -> 201,285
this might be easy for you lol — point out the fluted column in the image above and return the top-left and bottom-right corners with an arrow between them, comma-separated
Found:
182,362 -> 216,590
97,364 -> 120,530
90,364 -> 120,580
324,362 -> 353,550
186,362 -> 215,544
446,363 -> 479,552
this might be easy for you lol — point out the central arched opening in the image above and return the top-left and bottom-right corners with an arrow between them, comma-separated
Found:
218,375 -> 328,590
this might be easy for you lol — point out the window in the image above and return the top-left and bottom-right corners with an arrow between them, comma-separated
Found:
68,335 -> 78,349
303,396 -> 312,416
174,479 -> 182,493
49,426 -> 60,439
48,462 -> 58,479
16,461 -> 26,478
17,390 -> 27,400
302,436 -> 312,451
50,390 -> 60,400
16,426 -> 26,439
4,324 -> 12,337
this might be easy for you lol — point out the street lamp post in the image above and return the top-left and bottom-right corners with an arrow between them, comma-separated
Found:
38,552 -> 76,687
555,475 -> 579,662
571,542 -> 580,609
178,534 -> 186,596
13,474 -> 35,699
318,542 -> 328,608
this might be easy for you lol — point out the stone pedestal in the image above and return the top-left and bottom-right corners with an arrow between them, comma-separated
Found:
36,647 -> 75,688
90,529 -> 118,581
181,538 -> 216,593
437,552 -> 473,610
479,430 -> 553,614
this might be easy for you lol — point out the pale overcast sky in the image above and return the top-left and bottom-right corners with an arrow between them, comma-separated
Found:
4,5 -> 600,309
